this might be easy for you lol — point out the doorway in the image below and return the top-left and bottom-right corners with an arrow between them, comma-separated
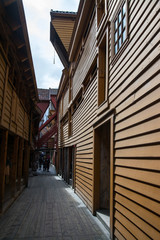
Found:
93,117 -> 113,233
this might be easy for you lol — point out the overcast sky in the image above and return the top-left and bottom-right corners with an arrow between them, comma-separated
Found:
23,0 -> 79,89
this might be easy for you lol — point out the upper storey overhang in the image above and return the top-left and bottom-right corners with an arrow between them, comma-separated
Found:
50,10 -> 77,69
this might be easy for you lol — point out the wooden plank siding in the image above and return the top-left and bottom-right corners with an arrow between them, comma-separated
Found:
0,51 -> 6,117
72,16 -> 97,100
56,0 -> 160,238
108,0 -> 160,239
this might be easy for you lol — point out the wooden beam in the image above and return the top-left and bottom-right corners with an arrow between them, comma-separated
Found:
11,136 -> 19,197
23,141 -> 30,187
0,130 -> 8,212
17,138 -> 24,191
1,66 -> 9,126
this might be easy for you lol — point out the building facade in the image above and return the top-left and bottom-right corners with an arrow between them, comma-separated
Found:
50,0 -> 160,239
37,88 -> 58,165
0,0 -> 40,213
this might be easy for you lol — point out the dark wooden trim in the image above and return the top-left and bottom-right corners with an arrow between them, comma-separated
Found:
23,141 -> 30,187
11,135 -> 19,197
17,138 -> 24,191
0,130 -> 8,212
93,114 -> 114,239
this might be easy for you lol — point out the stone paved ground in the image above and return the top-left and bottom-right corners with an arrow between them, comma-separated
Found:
0,165 -> 110,240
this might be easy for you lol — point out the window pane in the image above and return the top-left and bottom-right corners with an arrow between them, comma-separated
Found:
118,11 -> 121,23
122,30 -> 126,42
118,25 -> 121,35
115,31 -> 117,41
115,44 -> 118,54
123,16 -> 126,29
122,3 -> 126,16
115,20 -> 118,30
119,38 -> 121,48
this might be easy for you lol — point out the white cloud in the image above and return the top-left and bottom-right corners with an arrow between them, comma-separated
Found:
23,0 -> 79,89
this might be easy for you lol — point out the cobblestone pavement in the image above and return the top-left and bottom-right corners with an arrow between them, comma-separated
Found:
0,165 -> 110,240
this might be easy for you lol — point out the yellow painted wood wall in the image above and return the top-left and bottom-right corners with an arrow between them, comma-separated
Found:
58,0 -> 160,238
108,0 -> 160,239
0,49 -> 30,140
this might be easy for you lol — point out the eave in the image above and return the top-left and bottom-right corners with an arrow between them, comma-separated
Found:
50,10 -> 77,69
2,0 -> 38,102
69,0 -> 94,62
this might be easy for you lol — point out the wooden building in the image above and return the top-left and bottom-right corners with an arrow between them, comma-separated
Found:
37,88 -> 58,165
50,0 -> 160,239
0,0 -> 40,213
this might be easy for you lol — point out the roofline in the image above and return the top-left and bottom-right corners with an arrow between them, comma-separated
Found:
69,0 -> 95,62
17,0 -> 39,101
50,22 -> 69,69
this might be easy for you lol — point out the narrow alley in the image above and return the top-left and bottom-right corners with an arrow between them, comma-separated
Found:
0,166 -> 110,240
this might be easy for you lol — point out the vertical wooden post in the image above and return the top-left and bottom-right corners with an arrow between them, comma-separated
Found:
11,136 -> 19,197
92,128 -> 100,214
23,141 -> 30,187
0,130 -> 8,212
110,116 -> 114,240
17,138 -> 24,191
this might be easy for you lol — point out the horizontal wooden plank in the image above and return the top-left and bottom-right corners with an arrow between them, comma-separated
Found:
76,188 -> 92,209
76,158 -> 93,164
77,146 -> 93,158
115,75 -> 159,115
115,158 -> 160,171
115,132 -> 160,148
115,193 -> 160,230
115,202 -> 160,240
76,169 -> 93,181
115,101 -> 160,129
115,210 -> 150,240
115,166 -> 160,186
115,145 -> 160,158
76,162 -> 93,169
115,88 -> 159,127
75,181 -> 92,200
115,185 -> 160,214
76,175 -> 93,191
114,223 -> 131,240
76,173 -> 93,186
115,117 -> 160,140
76,165 -> 93,175
110,59 -> 159,111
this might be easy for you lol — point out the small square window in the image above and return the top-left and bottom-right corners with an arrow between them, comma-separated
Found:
115,31 -> 118,41
122,3 -> 126,15
118,25 -> 122,35
123,16 -> 126,28
112,1 -> 128,56
118,12 -> 121,23
122,30 -> 126,42
115,20 -> 118,30
115,44 -> 118,54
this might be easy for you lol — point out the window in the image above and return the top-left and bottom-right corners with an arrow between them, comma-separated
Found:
112,1 -> 128,57
68,108 -> 72,137
98,35 -> 106,106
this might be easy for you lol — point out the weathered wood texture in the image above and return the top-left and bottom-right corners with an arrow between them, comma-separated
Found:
57,0 -> 160,238
108,0 -> 160,239
72,16 -> 97,99
0,49 -> 30,140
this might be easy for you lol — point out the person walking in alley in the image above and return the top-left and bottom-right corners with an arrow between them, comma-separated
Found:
46,152 -> 50,172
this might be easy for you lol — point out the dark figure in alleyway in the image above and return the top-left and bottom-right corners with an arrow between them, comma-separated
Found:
46,153 -> 50,172
39,154 -> 43,170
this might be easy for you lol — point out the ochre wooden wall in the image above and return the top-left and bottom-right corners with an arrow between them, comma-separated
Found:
58,0 -> 160,238
108,0 -> 160,239
0,49 -> 30,140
